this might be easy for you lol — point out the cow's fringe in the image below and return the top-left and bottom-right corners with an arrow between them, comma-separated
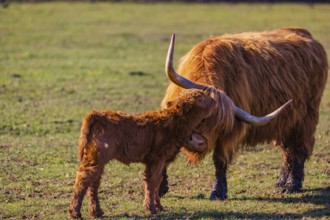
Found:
182,90 -> 237,164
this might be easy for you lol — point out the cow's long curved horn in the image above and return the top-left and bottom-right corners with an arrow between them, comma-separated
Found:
166,34 -> 292,126
234,100 -> 292,126
165,34 -> 207,90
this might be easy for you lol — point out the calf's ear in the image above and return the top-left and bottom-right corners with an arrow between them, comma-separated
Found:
165,101 -> 174,108
163,117 -> 174,129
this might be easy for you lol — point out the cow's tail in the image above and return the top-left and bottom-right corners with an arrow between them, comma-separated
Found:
78,113 -> 95,161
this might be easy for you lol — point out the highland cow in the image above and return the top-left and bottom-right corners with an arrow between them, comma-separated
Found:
159,28 -> 328,199
69,90 -> 216,218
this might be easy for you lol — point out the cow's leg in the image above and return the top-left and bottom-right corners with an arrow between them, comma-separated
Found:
158,168 -> 169,197
87,165 -> 105,218
278,117 -> 316,193
283,152 -> 305,193
275,151 -> 290,188
279,140 -> 312,193
276,145 -> 307,193
69,164 -> 99,218
210,160 -> 228,200
210,143 -> 229,201
143,160 -> 165,214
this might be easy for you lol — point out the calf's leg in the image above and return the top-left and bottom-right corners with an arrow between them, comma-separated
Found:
143,160 -> 165,214
87,165 -> 105,217
154,170 -> 165,212
69,164 -> 99,218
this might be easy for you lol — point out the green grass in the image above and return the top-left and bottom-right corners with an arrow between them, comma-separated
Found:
0,2 -> 329,219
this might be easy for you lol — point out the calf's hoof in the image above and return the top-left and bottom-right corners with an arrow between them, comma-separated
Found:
144,203 -> 158,215
69,208 -> 82,219
146,208 -> 158,215
156,204 -> 164,212
209,190 -> 227,201
89,209 -> 104,218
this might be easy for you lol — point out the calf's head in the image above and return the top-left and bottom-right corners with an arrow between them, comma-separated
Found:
167,89 -> 216,129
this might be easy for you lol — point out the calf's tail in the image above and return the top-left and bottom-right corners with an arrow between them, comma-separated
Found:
78,113 -> 95,161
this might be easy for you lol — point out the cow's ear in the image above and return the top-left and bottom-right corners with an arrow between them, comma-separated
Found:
195,95 -> 208,107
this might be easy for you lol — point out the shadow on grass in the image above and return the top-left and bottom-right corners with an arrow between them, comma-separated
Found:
228,186 -> 330,219
103,210 -> 327,219
101,187 -> 329,219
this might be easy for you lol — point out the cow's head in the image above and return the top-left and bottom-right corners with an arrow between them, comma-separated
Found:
165,34 -> 292,159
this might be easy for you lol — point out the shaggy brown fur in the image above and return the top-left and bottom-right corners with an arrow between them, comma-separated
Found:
160,28 -> 328,199
69,90 -> 215,218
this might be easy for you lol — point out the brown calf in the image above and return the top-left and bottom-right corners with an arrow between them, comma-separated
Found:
69,90 -> 215,218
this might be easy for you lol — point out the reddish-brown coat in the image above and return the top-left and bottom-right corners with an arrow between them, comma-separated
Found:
162,28 -> 327,164
69,90 -> 215,218
161,28 -> 327,195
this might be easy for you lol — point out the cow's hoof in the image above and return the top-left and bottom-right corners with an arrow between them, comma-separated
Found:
282,185 -> 302,194
282,176 -> 302,193
275,175 -> 287,188
209,191 -> 227,201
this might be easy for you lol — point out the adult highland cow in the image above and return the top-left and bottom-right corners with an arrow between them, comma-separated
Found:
159,28 -> 328,200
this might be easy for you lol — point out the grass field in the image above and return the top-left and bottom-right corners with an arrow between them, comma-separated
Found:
0,2 -> 329,219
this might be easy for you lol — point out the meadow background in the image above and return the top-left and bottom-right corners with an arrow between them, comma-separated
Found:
0,3 -> 329,219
